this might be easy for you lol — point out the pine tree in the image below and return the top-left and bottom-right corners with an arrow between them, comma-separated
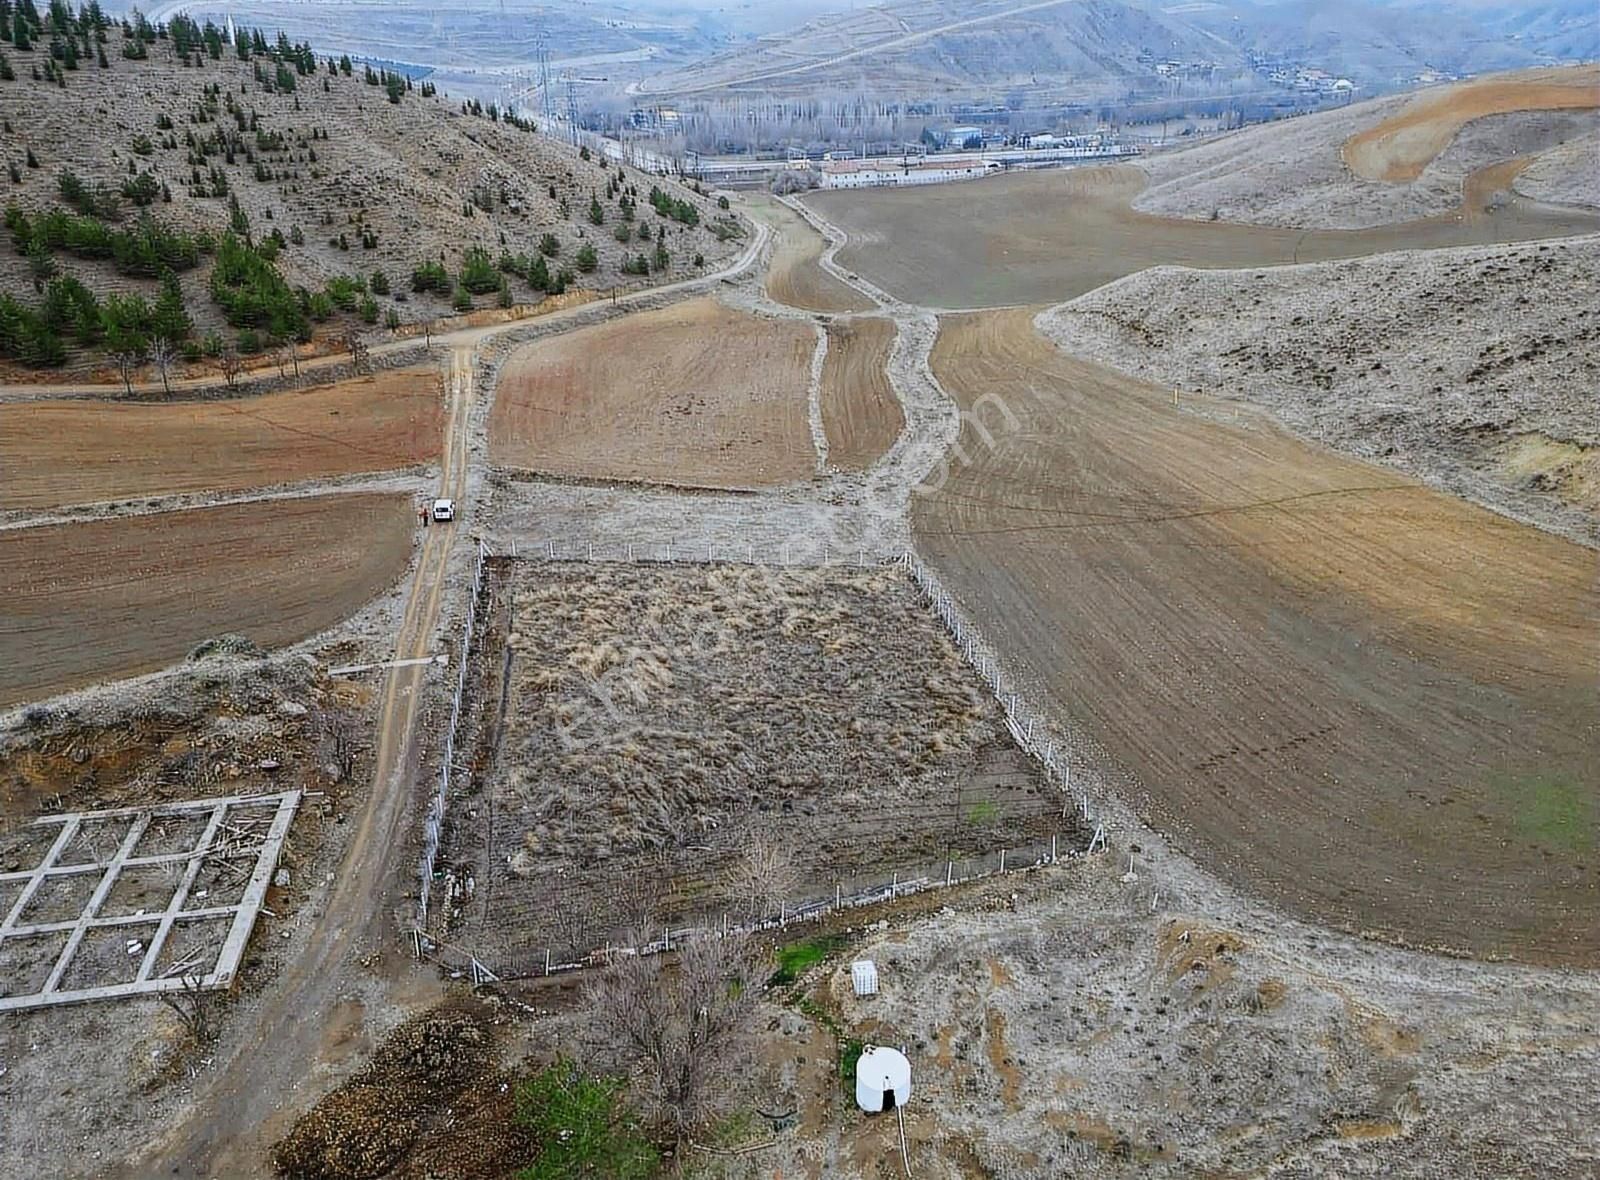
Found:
152,269 -> 191,339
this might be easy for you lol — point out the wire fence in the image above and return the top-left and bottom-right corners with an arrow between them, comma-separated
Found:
416,538 -> 491,929
413,539 -> 1109,967
414,829 -> 1087,983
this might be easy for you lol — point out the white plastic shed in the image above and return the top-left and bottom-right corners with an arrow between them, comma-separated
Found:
855,1044 -> 912,1113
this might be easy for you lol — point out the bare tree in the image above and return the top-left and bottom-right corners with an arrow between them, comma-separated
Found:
719,832 -> 801,926
584,934 -> 760,1141
316,710 -> 358,783
111,350 -> 140,395
344,330 -> 371,374
147,336 -> 175,395
217,347 -> 244,389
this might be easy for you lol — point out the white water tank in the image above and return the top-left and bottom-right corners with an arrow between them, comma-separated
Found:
855,1044 -> 912,1113
851,959 -> 878,996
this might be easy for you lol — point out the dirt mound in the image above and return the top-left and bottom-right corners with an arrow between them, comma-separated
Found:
272,1004 -> 513,1180
1043,234 -> 1600,545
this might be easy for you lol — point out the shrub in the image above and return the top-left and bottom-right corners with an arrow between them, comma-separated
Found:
459,246 -> 500,295
514,1060 -> 656,1180
575,243 -> 598,273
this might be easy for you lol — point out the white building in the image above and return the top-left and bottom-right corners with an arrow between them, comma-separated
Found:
820,156 -> 997,189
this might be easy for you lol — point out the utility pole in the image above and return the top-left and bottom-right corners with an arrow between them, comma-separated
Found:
565,72 -> 580,147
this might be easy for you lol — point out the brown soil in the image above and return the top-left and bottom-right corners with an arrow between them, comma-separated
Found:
1345,66 -> 1600,182
911,309 -> 1600,965
489,296 -> 818,488
0,494 -> 414,707
805,161 -> 1600,307
0,369 -> 444,511
744,194 -> 875,313
821,316 -> 903,470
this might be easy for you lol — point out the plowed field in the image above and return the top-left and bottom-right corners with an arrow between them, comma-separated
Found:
0,494 -> 415,706
490,297 -> 818,488
805,162 -> 1600,307
744,194 -> 873,313
0,369 -> 444,511
1345,65 -> 1600,183
821,316 -> 902,469
912,310 -> 1599,965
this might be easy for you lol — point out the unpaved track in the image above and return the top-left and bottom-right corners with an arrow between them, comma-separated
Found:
805,161 -> 1600,307
1345,66 -> 1600,183
0,494 -> 414,708
911,310 -> 1600,964
491,296 -> 819,488
110,351 -> 477,1179
0,369 -> 443,511
821,316 -> 902,470
106,224 -> 774,1180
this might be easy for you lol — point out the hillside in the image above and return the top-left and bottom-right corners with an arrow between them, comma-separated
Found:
1041,234 -> 1600,545
0,4 -> 745,377
631,0 -> 1255,102
1134,65 -> 1600,228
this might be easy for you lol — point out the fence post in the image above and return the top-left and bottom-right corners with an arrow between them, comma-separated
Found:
1051,834 -> 1058,862
545,948 -> 551,976
945,861 -> 952,886
1000,848 -> 1007,873
835,883 -> 841,910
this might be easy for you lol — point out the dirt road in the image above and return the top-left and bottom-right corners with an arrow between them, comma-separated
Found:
103,224 -> 774,1180
107,349 -> 476,1178
0,494 -> 415,709
1344,65 -> 1600,182
911,310 -> 1599,964
806,161 -> 1600,307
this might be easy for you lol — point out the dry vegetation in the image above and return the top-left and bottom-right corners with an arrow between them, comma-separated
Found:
1134,65 -> 1599,228
490,296 -> 818,488
0,492 -> 414,706
1343,66 -> 1600,182
441,561 -> 1071,963
0,366 -> 443,510
1044,234 -> 1600,544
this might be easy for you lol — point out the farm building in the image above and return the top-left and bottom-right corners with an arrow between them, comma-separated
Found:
820,156 -> 998,189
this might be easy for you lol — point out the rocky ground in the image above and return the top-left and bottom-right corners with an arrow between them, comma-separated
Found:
1041,234 -> 1600,546
1514,129 -> 1600,208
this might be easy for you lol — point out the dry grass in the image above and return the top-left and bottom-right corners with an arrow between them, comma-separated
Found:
446,561 -> 1068,960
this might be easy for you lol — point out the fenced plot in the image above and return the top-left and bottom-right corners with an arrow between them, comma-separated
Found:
0,792 -> 299,1012
434,560 -> 1088,969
